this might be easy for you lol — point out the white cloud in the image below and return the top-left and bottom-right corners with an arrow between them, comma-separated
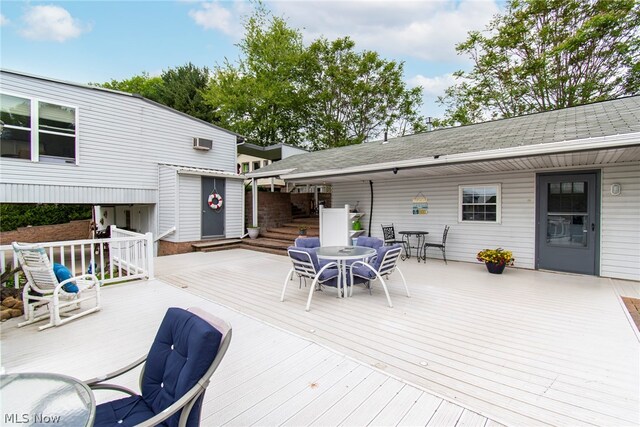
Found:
20,5 -> 90,42
0,14 -> 8,26
272,0 -> 499,63
410,73 -> 457,96
189,0 -> 252,35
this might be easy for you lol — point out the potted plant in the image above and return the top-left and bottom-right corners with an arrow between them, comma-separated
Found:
298,225 -> 308,236
476,248 -> 515,274
247,224 -> 260,239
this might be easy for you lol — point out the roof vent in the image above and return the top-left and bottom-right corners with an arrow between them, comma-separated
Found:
193,137 -> 213,151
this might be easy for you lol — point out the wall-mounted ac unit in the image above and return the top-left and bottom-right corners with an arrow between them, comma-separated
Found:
193,137 -> 213,151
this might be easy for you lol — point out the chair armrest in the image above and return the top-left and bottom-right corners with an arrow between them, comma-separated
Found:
84,354 -> 147,386
88,383 -> 138,396
135,381 -> 207,427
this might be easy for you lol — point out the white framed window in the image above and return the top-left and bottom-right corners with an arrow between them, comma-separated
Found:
241,162 -> 250,173
252,161 -> 261,171
263,160 -> 269,167
1,91 -> 78,164
459,184 -> 501,223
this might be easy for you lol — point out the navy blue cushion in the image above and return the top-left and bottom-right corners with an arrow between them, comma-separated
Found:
294,237 -> 320,248
94,396 -> 159,427
288,246 -> 339,286
95,308 -> 222,427
53,263 -> 79,293
352,244 -> 402,280
355,237 -> 384,249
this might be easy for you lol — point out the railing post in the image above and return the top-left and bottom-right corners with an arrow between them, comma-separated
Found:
145,232 -> 154,279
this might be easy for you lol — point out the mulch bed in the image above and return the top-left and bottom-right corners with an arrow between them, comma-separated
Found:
621,296 -> 640,331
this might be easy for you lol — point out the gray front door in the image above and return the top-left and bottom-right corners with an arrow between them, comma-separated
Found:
536,172 -> 599,275
202,177 -> 225,238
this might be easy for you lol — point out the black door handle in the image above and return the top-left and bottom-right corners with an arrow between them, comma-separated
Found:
591,223 -> 595,232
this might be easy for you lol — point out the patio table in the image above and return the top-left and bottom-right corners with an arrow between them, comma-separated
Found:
0,372 -> 96,427
316,246 -> 377,298
398,231 -> 429,262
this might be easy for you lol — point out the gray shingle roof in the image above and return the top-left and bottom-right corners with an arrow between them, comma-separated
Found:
251,96 -> 640,177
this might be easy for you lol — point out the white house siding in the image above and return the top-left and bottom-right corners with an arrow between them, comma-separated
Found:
0,72 -> 237,200
176,174 -> 202,242
333,165 -> 640,280
0,183 -> 156,204
332,171 -> 537,269
224,179 -> 244,238
158,165 -> 178,242
601,163 -> 640,281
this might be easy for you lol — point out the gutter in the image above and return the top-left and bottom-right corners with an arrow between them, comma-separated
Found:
246,168 -> 297,179
281,132 -> 640,180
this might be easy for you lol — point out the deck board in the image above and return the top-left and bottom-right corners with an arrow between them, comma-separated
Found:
1,277 -> 487,427
156,249 -> 640,426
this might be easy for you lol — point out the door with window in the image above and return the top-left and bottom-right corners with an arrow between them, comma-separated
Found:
201,177 -> 225,238
536,172 -> 599,275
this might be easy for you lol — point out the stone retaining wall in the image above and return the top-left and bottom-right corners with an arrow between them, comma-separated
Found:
0,220 -> 92,245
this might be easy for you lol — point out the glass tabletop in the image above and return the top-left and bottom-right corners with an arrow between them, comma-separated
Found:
316,246 -> 377,260
1,372 -> 95,427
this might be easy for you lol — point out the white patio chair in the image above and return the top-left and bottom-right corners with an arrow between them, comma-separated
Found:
281,247 -> 339,312
13,242 -> 101,331
349,244 -> 410,307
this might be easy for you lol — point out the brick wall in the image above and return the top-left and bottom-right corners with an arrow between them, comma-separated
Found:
245,191 -> 292,231
0,220 -> 92,245
158,240 -> 198,256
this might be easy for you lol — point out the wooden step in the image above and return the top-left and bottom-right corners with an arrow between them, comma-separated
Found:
238,244 -> 287,256
241,237 -> 292,251
260,231 -> 298,241
192,239 -> 242,252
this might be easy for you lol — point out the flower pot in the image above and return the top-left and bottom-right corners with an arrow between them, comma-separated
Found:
299,229 -> 307,236
485,261 -> 506,274
247,227 -> 260,239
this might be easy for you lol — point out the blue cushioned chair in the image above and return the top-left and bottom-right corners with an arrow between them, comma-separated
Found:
355,236 -> 384,249
294,237 -> 321,248
350,244 -> 410,307
87,307 -> 232,427
281,247 -> 340,311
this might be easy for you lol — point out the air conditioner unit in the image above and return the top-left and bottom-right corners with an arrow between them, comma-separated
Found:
193,137 -> 213,151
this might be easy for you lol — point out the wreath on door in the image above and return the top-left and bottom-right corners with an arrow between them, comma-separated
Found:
207,191 -> 223,211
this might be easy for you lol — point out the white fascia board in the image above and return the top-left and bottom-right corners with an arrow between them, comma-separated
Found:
246,168 -> 297,178
175,169 -> 245,180
281,132 -> 640,180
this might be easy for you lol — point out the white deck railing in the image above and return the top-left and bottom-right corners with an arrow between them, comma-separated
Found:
1,226 -> 154,288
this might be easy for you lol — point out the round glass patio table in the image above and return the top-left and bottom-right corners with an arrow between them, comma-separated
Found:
398,231 -> 429,262
0,372 -> 96,427
316,246 -> 377,297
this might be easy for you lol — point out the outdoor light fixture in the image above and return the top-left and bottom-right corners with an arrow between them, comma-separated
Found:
392,167 -> 399,174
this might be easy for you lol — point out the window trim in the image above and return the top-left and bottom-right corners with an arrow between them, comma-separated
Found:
1,90 -> 79,165
458,183 -> 502,223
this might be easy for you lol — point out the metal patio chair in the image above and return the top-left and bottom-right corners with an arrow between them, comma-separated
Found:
281,247 -> 339,311
423,225 -> 450,264
381,224 -> 404,246
87,307 -> 232,427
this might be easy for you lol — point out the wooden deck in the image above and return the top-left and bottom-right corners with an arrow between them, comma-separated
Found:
1,276 -> 495,426
154,249 -> 640,426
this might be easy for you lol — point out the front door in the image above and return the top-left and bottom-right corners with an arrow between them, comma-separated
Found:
201,177 -> 225,238
536,172 -> 599,275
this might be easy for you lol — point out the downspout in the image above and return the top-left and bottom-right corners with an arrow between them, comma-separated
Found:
368,180 -> 373,237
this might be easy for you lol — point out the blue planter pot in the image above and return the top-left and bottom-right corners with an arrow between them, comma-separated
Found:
485,262 -> 506,274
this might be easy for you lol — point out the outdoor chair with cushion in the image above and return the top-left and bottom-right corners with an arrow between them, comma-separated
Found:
381,224 -> 404,246
294,237 -> 321,248
349,244 -> 410,307
87,307 -> 232,427
281,247 -> 339,311
12,242 -> 101,331
423,225 -> 450,264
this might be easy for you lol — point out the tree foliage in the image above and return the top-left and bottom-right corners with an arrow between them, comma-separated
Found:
0,204 -> 92,232
95,63 -> 216,123
438,0 -> 640,126
207,6 -> 424,149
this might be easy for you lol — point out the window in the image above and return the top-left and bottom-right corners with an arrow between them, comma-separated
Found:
459,184 -> 501,223
252,161 -> 261,171
0,92 -> 78,164
1,94 -> 31,159
241,162 -> 249,173
263,160 -> 269,167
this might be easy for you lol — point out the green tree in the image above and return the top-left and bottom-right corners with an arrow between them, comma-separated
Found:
94,72 -> 164,101
438,0 -> 640,126
207,6 -> 308,146
157,63 -> 217,123
304,37 -> 425,149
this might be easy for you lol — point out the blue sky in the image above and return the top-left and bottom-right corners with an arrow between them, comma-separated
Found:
0,0 -> 502,119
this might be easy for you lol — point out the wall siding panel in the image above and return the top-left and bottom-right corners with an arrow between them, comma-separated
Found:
224,179 -> 244,238
0,73 -> 237,197
601,163 -> 640,281
177,174 -> 202,242
158,165 -> 177,242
